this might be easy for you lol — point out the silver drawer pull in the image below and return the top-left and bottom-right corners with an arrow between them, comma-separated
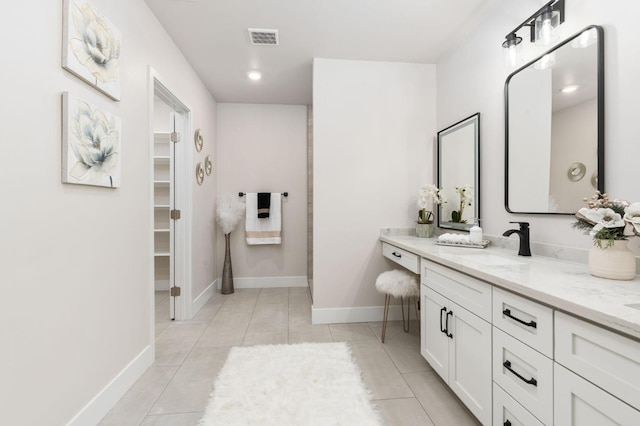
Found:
391,252 -> 402,258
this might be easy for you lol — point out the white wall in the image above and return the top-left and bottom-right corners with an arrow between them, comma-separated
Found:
0,1 -> 217,424
313,58 -> 436,315
507,68 -> 553,212
550,99 -> 598,212
437,0 -> 640,253
216,104 -> 308,282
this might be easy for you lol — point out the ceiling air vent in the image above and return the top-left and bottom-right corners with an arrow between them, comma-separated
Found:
248,28 -> 279,45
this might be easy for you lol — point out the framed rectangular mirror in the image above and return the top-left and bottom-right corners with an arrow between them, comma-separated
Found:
437,113 -> 480,231
505,25 -> 604,214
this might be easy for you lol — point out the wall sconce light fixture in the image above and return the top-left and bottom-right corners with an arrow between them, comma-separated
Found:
502,0 -> 565,67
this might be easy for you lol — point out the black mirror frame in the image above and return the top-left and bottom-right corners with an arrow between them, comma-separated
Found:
437,112 -> 481,231
504,25 -> 605,215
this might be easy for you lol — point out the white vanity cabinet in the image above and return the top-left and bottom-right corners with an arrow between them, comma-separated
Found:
380,236 -> 640,426
421,260 -> 492,425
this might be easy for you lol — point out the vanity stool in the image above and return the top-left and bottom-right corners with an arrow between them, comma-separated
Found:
375,270 -> 420,343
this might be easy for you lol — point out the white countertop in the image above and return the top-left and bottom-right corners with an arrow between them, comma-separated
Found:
380,234 -> 640,341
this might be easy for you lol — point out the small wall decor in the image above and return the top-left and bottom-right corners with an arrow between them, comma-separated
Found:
205,155 -> 213,175
62,0 -> 121,101
196,162 -> 205,185
194,128 -> 204,152
567,162 -> 586,182
62,92 -> 121,187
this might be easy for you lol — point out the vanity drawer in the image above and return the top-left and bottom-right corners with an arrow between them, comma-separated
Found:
421,260 -> 491,321
555,311 -> 640,409
493,287 -> 553,357
382,242 -> 419,274
555,363 -> 640,425
493,383 -> 544,426
493,328 -> 553,425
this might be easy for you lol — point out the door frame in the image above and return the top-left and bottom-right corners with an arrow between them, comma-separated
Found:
148,67 -> 194,338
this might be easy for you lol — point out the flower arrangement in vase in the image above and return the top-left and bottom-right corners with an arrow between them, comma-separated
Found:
573,191 -> 639,280
216,194 -> 246,294
450,184 -> 473,223
417,184 -> 445,237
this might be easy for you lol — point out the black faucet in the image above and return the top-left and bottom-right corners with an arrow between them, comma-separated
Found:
503,221 -> 531,256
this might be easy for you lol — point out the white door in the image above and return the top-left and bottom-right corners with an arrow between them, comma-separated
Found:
152,74 -> 192,322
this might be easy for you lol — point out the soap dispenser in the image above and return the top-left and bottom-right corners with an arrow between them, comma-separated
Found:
470,219 -> 483,243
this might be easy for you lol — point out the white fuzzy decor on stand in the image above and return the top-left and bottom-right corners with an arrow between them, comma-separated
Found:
198,342 -> 383,426
216,194 -> 245,235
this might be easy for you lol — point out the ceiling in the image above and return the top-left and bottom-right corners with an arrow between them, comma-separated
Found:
145,0 -> 495,105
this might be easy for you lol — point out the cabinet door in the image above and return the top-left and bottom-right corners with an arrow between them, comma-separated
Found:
449,300 -> 492,426
555,363 -> 640,425
421,285 -> 450,382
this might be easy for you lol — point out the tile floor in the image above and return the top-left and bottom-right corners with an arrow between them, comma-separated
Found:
99,287 -> 479,425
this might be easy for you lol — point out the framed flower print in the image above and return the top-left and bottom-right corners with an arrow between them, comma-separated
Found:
62,92 -> 121,188
62,0 -> 121,101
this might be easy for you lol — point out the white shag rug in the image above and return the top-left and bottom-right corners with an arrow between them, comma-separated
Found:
198,342 -> 383,426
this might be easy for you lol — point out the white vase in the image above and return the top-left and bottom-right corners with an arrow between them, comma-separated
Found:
588,240 -> 637,280
416,222 -> 435,238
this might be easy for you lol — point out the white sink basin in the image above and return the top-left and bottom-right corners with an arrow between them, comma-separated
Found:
456,254 -> 525,267
626,303 -> 640,311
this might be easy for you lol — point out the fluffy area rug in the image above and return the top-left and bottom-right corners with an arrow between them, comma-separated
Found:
198,342 -> 383,425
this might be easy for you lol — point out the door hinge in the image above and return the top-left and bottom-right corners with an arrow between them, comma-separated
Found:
170,209 -> 181,220
170,286 -> 181,297
170,132 -> 180,143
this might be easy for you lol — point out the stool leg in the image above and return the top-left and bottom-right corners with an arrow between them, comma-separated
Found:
381,294 -> 390,343
402,296 -> 411,333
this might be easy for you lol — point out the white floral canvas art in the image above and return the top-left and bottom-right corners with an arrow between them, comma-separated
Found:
62,92 -> 121,188
62,0 -> 121,101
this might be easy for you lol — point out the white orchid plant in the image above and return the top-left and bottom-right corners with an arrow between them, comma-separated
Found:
418,184 -> 445,224
451,184 -> 474,223
574,191 -> 640,249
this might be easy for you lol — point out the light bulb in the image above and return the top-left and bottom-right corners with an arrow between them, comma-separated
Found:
247,71 -> 262,81
561,85 -> 579,94
534,8 -> 560,46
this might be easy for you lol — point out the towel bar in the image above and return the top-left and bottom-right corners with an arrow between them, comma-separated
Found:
239,192 -> 288,197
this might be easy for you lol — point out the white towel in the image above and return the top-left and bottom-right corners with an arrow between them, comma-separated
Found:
245,193 -> 282,245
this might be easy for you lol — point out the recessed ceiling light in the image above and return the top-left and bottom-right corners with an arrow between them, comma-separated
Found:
247,71 -> 262,81
561,84 -> 579,93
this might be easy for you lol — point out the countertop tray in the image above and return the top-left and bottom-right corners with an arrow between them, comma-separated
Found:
436,240 -> 490,249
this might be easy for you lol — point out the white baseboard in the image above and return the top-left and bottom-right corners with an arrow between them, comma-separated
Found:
193,280 -> 215,314
311,305 -> 410,324
66,345 -> 153,426
216,276 -> 308,289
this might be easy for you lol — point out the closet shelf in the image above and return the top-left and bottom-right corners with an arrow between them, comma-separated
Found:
154,252 -> 170,257
154,228 -> 170,233
154,180 -> 170,186
154,204 -> 170,209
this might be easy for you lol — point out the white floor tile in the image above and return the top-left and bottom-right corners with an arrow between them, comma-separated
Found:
100,286 -> 480,425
